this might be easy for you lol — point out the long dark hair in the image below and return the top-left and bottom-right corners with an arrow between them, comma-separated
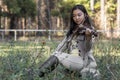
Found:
66,4 -> 94,37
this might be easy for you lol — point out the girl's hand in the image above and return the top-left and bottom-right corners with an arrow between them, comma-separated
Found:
85,28 -> 91,36
85,28 -> 92,41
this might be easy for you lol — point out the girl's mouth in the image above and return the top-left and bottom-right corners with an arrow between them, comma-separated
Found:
76,21 -> 81,24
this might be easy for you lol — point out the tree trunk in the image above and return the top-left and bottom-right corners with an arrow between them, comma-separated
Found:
37,0 -> 41,29
100,0 -> 105,30
9,15 -> 18,36
90,0 -> 94,13
46,0 -> 52,29
117,0 -> 120,37
46,0 -> 52,40
22,18 -> 25,36
4,17 -> 9,35
0,7 -> 1,29
36,0 -> 44,36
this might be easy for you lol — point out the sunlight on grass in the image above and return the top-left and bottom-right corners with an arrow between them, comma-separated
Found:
0,45 -> 51,60
0,39 -> 120,80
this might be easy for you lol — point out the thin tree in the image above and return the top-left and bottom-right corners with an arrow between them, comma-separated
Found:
37,0 -> 42,35
90,0 -> 94,13
46,0 -> 52,40
117,0 -> 120,36
100,0 -> 106,30
0,6 -> 1,28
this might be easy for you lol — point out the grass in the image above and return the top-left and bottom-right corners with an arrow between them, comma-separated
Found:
0,39 -> 120,80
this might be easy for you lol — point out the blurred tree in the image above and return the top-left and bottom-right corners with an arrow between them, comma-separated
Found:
0,6 -> 1,28
46,0 -> 52,29
37,0 -> 41,28
90,0 -> 95,13
100,0 -> 106,30
1,0 -> 119,38
3,0 -> 36,36
106,0 -> 116,28
37,0 -> 42,35
117,0 -> 120,36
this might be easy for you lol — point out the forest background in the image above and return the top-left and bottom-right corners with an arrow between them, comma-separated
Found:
0,0 -> 120,39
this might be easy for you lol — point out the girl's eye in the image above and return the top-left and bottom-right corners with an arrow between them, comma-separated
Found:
73,13 -> 82,18
78,13 -> 82,16
73,15 -> 76,17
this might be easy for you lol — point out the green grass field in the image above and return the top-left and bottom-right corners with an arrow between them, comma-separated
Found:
0,39 -> 120,80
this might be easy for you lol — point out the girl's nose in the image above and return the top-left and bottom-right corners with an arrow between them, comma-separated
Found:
76,16 -> 79,19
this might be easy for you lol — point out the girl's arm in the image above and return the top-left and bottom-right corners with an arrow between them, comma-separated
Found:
84,27 -> 96,52
54,36 -> 69,53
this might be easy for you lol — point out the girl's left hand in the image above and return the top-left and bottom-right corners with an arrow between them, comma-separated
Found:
85,28 -> 91,36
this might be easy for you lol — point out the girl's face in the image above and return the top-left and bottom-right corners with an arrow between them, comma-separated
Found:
72,9 -> 85,25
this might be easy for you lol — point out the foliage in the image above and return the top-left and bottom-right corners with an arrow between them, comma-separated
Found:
94,1 -> 100,12
51,0 -> 118,29
2,0 -> 36,17
106,0 -> 116,14
51,0 -> 90,17
106,0 -> 116,28
1,0 -> 118,31
0,39 -> 120,80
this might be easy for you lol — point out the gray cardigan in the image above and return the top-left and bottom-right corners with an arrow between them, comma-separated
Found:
55,32 -> 93,56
